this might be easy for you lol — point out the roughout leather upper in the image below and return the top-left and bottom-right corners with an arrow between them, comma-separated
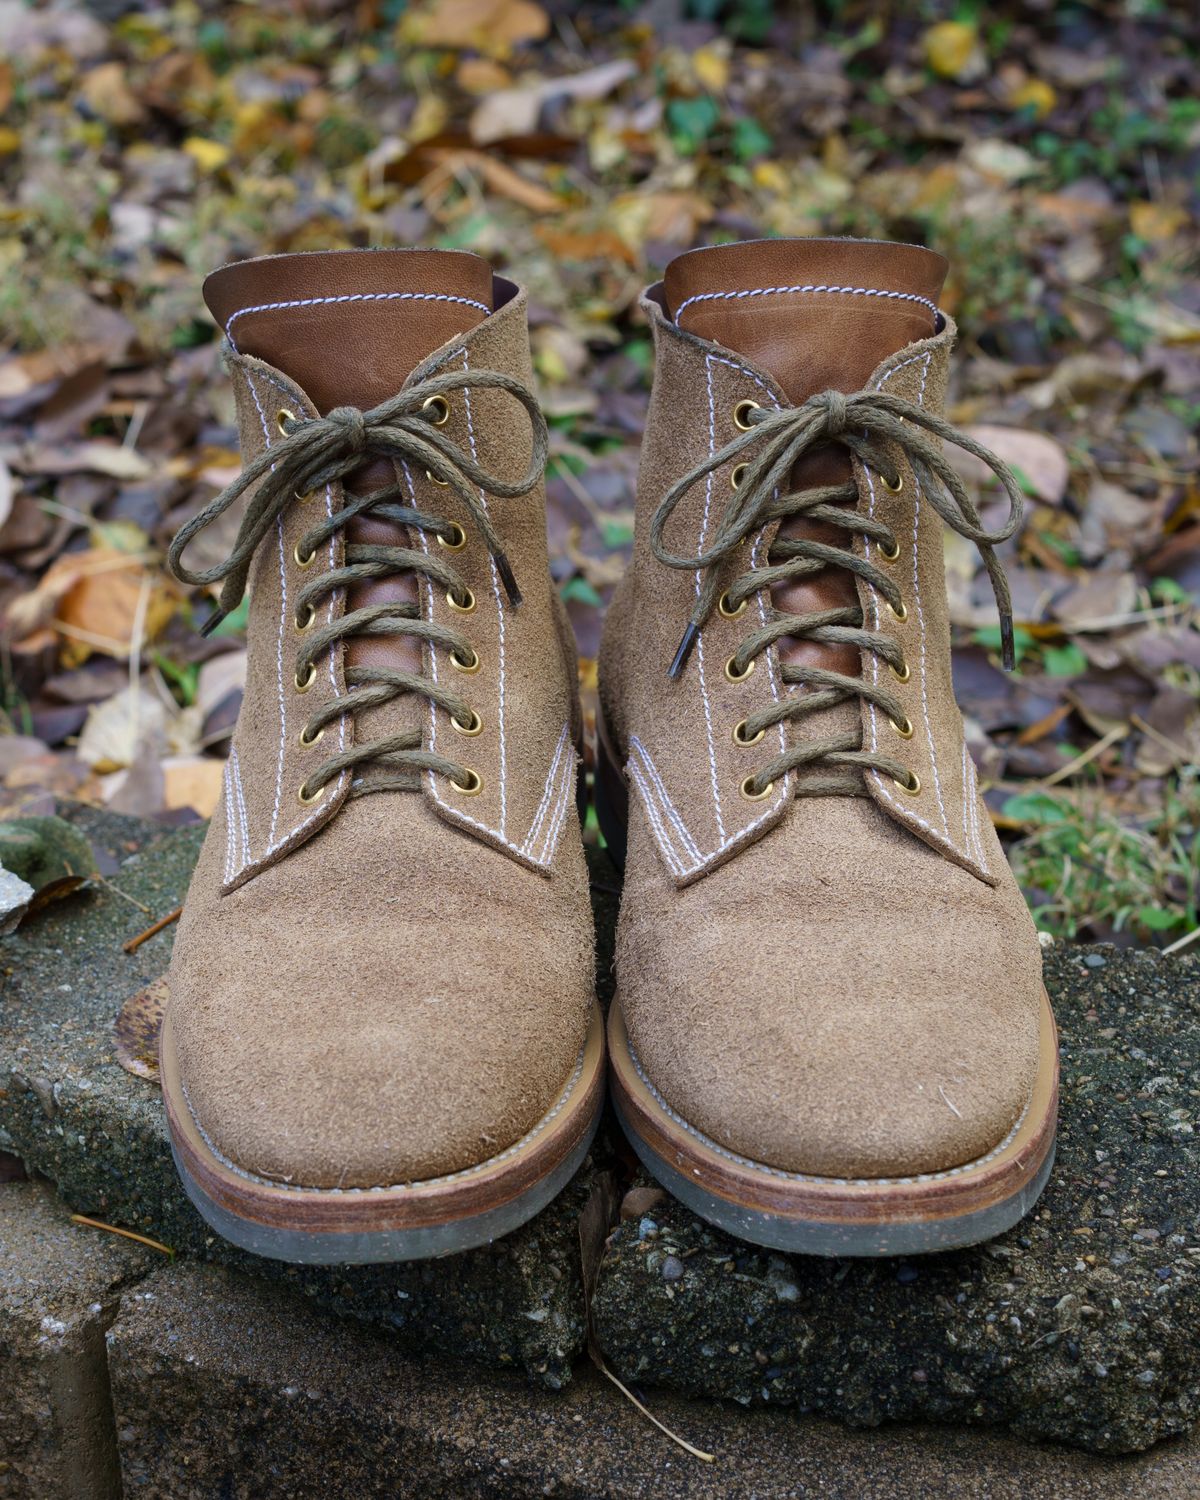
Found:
168,251 -> 593,1190
599,237 -> 1044,1180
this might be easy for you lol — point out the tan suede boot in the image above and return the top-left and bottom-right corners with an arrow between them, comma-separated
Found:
162,249 -> 602,1263
599,238 -> 1057,1255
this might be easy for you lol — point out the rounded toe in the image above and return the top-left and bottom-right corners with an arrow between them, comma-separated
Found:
624,908 -> 1043,1180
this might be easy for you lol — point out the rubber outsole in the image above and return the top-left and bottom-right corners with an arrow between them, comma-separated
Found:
161,1004 -> 606,1265
608,994 -> 1059,1256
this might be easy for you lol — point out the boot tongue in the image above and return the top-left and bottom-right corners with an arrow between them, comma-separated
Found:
664,238 -> 946,687
203,248 -> 492,410
664,237 -> 945,402
204,249 -> 494,737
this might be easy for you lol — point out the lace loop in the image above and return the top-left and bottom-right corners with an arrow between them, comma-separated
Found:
169,365 -> 548,798
651,384 -> 1026,797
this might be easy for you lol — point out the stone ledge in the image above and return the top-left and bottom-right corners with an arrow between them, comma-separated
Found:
0,809 -> 589,1385
0,1179 -> 154,1499
594,944 -> 1200,1454
105,1256 -> 1199,1499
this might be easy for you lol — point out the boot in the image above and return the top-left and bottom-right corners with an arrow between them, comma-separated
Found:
598,238 -> 1057,1256
162,249 -> 602,1264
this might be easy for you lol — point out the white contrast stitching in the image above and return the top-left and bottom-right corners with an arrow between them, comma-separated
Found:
535,738 -> 576,865
698,357 -> 726,842
627,760 -> 686,877
522,724 -> 569,857
675,284 -> 939,325
224,291 -> 491,353
908,353 -> 949,838
242,372 -> 288,850
634,351 -> 792,880
222,759 -> 235,882
861,349 -> 975,866
626,1035 -> 1032,1186
182,1037 -> 588,1195
459,350 -> 510,840
629,737 -> 703,866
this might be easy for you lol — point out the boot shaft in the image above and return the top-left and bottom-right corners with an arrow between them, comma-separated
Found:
178,250 -> 581,885
600,237 -> 1013,885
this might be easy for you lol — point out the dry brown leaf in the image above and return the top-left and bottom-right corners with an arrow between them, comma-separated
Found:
950,426 -> 1070,506
79,62 -> 146,126
114,974 -> 168,1084
403,0 -> 549,59
161,755 -> 224,818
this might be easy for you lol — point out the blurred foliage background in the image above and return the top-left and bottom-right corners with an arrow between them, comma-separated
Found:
0,0 -> 1197,946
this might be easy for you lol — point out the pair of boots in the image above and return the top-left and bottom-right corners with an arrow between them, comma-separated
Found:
162,238 -> 1057,1266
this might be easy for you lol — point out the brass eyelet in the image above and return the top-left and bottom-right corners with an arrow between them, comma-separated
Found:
437,523 -> 467,551
450,768 -> 483,796
276,408 -> 297,437
883,471 -> 905,494
733,399 -> 760,431
422,394 -> 451,427
730,463 -> 748,490
894,770 -> 921,797
732,719 -> 765,747
295,603 -> 316,632
426,470 -> 450,487
718,590 -> 748,619
299,723 -> 324,748
294,662 -> 316,693
725,654 -> 755,683
879,537 -> 901,562
740,774 -> 774,802
294,542 -> 317,569
890,658 -> 911,683
890,714 -> 914,740
297,780 -> 324,805
450,646 -> 481,674
887,599 -> 908,623
446,587 -> 476,614
451,708 -> 483,737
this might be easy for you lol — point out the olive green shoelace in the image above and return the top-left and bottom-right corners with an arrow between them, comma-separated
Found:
169,368 -> 548,799
651,388 -> 1025,798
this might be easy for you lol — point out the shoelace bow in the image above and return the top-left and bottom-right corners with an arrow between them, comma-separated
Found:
168,368 -> 548,798
651,388 -> 1025,799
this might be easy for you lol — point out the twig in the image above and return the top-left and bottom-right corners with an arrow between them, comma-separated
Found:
1163,926 -> 1200,958
1039,724 -> 1128,788
93,873 -> 152,916
71,1214 -> 174,1257
122,905 -> 182,954
596,1357 -> 716,1463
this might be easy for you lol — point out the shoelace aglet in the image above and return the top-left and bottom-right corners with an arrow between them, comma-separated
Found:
668,622 -> 700,680
1000,611 -> 1016,672
495,551 -> 522,607
199,607 -> 229,639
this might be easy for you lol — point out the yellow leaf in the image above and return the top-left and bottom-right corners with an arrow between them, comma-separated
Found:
0,127 -> 19,157
692,43 -> 730,93
408,92 -> 450,143
1008,78 -> 1056,118
403,0 -> 550,60
182,137 -> 230,173
752,161 -> 788,194
1130,200 -> 1188,243
923,20 -> 981,81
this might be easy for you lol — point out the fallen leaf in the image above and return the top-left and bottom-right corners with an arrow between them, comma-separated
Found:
77,685 -> 168,772
923,21 -> 985,82
951,426 -> 1070,506
114,975 -> 169,1084
403,0 -> 550,59
0,815 -> 98,912
161,755 -> 224,817
469,58 -> 636,144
